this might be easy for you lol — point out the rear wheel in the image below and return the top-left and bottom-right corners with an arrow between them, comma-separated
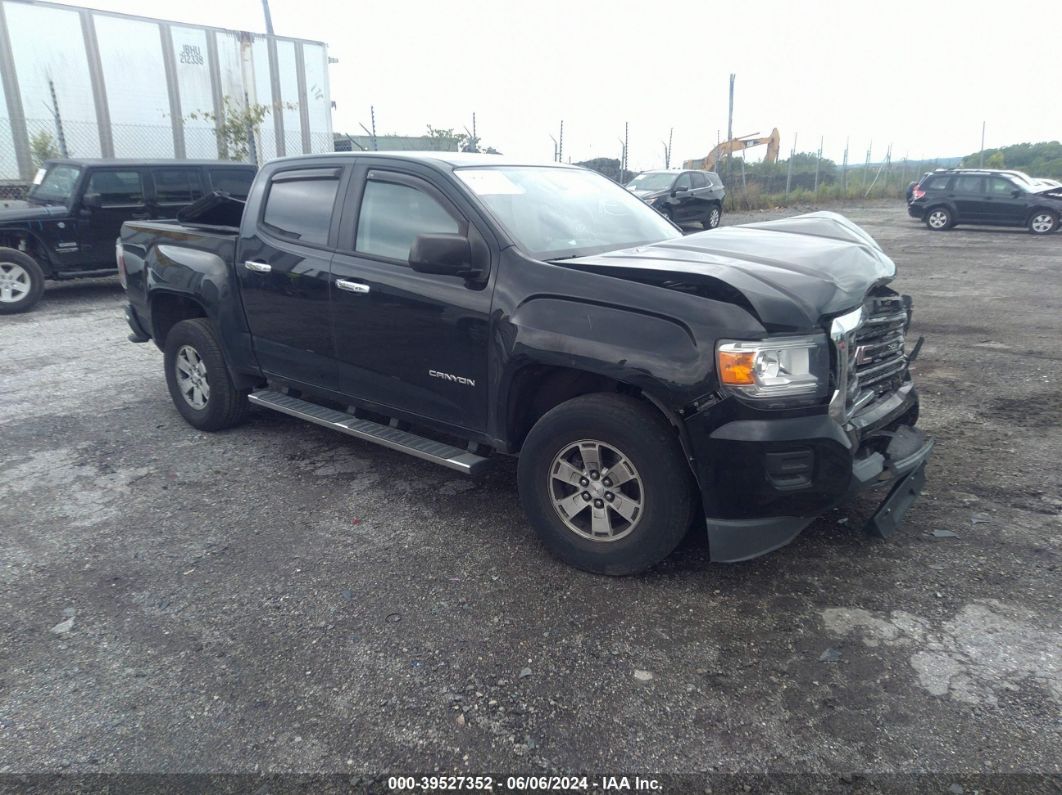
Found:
925,206 -> 953,231
517,394 -> 696,575
163,318 -> 248,431
1028,210 -> 1057,235
0,248 -> 45,315
704,203 -> 722,229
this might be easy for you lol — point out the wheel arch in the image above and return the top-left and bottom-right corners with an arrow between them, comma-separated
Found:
149,290 -> 209,350
0,231 -> 54,274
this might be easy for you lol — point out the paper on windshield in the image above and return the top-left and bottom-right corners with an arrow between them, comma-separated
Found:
455,170 -> 525,196
32,168 -> 46,185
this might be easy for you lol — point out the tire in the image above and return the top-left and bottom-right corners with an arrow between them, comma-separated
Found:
924,206 -> 953,231
163,318 -> 248,431
704,203 -> 722,229
0,247 -> 45,315
517,393 -> 696,575
1028,209 -> 1057,235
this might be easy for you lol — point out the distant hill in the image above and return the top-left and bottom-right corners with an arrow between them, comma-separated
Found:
960,141 -> 1062,178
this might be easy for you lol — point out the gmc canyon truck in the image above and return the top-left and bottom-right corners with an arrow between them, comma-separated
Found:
120,152 -> 933,575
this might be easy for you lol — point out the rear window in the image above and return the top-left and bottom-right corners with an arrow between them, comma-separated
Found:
262,175 -> 339,245
924,176 -> 951,191
153,169 -> 203,203
209,169 -> 254,198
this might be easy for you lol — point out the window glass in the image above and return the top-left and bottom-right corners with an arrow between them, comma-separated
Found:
210,169 -> 254,198
28,164 -> 81,203
674,173 -> 692,190
356,180 -> 459,261
262,177 -> 339,245
925,176 -> 951,191
86,170 -> 143,206
154,169 -> 203,203
953,176 -> 984,195
988,177 -> 1021,195
690,171 -> 707,188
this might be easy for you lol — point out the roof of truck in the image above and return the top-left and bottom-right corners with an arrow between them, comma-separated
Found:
271,151 -> 578,169
43,159 -> 256,168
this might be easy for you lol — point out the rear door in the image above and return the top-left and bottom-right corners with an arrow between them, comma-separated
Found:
327,163 -> 494,431
236,165 -> 345,389
950,175 -> 985,222
78,167 -> 149,265
148,167 -> 204,219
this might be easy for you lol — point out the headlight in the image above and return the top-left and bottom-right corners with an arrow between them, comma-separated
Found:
716,335 -> 829,403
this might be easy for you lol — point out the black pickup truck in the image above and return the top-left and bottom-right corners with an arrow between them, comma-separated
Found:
120,152 -> 933,575
0,158 -> 255,314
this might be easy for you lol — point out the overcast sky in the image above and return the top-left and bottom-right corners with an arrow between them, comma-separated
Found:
51,0 -> 1062,170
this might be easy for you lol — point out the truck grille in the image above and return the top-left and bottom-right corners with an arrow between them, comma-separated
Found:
836,292 -> 910,419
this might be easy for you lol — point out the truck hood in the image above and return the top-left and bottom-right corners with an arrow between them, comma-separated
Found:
0,200 -> 66,223
561,211 -> 896,331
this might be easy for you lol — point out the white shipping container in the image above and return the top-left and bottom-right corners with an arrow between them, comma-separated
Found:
0,0 -> 334,180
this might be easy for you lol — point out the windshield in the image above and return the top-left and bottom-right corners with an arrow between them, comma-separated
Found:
455,166 -> 679,260
626,172 -> 676,192
28,164 -> 81,204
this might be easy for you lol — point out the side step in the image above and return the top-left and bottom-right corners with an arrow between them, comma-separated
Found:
248,389 -> 491,476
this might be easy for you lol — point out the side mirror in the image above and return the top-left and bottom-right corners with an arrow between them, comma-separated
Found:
410,233 -> 482,279
82,193 -> 101,210
672,185 -> 689,195
1011,189 -> 1023,198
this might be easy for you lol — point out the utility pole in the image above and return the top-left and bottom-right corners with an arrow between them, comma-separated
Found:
725,73 -> 735,195
785,133 -> 796,198
663,127 -> 673,169
814,136 -> 823,194
842,137 -> 849,195
47,78 -> 68,157
261,0 -> 274,35
558,120 -> 564,164
617,138 -> 626,182
863,141 -> 872,188
623,121 -> 629,180
549,135 -> 558,162
979,121 -> 986,167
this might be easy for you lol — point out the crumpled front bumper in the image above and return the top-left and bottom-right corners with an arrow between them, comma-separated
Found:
685,382 -> 933,562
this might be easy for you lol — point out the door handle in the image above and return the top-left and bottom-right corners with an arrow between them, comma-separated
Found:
336,279 -> 370,294
244,261 -> 271,273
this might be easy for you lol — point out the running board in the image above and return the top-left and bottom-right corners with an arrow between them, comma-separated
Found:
248,389 -> 490,475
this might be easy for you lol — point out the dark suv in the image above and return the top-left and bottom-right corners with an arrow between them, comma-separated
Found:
626,169 -> 726,229
908,168 -> 1062,234
0,159 -> 256,314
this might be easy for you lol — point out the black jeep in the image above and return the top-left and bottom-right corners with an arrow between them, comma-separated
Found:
0,159 -> 255,314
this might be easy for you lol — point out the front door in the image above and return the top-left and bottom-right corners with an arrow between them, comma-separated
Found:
983,176 -> 1027,226
669,172 -> 695,222
328,165 -> 494,432
79,168 -> 149,265
236,165 -> 343,389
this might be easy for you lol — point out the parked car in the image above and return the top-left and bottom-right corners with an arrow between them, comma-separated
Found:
626,169 -> 725,229
120,152 -> 931,575
0,159 -> 256,314
908,168 -> 1062,234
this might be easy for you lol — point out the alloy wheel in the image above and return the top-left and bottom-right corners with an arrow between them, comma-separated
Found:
547,439 -> 644,542
175,344 -> 210,409
1031,213 -> 1055,234
927,210 -> 949,229
0,262 -> 31,303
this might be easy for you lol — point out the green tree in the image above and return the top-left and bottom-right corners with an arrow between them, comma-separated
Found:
985,152 -> 1005,169
30,130 -> 59,168
189,96 -> 294,162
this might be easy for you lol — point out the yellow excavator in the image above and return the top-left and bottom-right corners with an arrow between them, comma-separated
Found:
683,128 -> 781,171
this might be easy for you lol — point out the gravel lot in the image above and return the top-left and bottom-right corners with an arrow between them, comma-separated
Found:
1,203 -> 1059,787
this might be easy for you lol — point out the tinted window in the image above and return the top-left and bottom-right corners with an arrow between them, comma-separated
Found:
209,169 -> 254,198
262,177 -> 339,245
356,179 -> 459,261
925,176 -> 951,191
86,170 -> 143,206
988,177 -> 1021,195
153,169 -> 203,203
674,173 -> 692,190
690,172 -> 707,188
953,176 -> 984,195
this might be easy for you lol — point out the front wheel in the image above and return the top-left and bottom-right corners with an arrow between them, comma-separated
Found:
517,394 -> 696,575
1028,210 -> 1057,235
0,248 -> 45,315
163,318 -> 248,431
925,207 -> 953,231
